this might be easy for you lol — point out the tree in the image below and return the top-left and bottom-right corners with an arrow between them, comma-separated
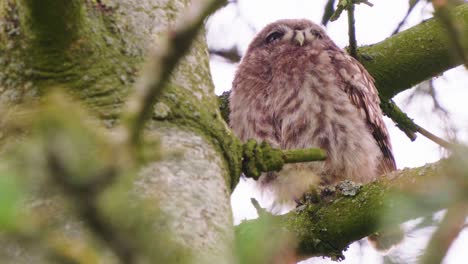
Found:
0,0 -> 466,263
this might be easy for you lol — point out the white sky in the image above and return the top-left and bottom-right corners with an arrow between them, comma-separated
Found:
206,1 -> 468,263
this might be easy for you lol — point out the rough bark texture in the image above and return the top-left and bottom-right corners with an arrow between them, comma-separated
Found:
0,0 -> 237,263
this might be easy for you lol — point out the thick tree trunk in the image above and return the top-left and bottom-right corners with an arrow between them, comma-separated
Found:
0,0 -> 236,263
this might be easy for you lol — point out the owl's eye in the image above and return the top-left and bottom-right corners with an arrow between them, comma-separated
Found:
265,31 -> 284,44
311,30 -> 323,39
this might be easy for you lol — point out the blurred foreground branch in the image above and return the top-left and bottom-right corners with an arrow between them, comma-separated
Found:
432,0 -> 468,68
419,202 -> 468,264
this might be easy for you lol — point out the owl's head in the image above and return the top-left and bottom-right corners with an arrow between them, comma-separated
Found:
245,19 -> 335,55
233,19 -> 340,90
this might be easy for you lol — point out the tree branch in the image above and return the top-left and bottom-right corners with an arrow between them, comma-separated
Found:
432,0 -> 468,68
237,159 -> 462,259
358,3 -> 468,99
380,99 -> 454,148
347,3 -> 358,58
241,140 -> 326,179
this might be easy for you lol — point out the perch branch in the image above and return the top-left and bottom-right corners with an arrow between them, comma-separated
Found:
237,159 -> 463,259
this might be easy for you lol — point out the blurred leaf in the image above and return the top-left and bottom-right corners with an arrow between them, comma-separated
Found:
236,214 -> 297,264
0,169 -> 21,230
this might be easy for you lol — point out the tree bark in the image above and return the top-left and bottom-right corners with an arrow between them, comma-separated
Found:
0,0 -> 236,263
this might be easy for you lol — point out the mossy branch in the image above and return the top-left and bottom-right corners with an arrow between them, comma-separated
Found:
380,99 -> 418,140
241,139 -> 326,179
359,3 -> 468,99
237,159 -> 462,259
381,99 -> 454,148
432,0 -> 468,68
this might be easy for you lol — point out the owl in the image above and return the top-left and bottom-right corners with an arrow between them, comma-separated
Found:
229,19 -> 396,207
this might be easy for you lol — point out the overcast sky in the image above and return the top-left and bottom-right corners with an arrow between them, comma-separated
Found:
206,1 -> 468,263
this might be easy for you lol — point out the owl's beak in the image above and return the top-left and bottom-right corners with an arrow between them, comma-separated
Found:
294,31 -> 305,46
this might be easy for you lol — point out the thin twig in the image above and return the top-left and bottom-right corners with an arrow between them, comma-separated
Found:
392,0 -> 420,35
419,203 -> 468,264
322,0 -> 336,26
347,4 -> 358,58
381,99 -> 453,149
250,198 -> 270,217
209,47 -> 241,62
122,0 -> 227,147
415,124 -> 454,149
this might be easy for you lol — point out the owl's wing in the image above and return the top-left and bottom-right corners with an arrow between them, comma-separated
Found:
333,53 -> 396,173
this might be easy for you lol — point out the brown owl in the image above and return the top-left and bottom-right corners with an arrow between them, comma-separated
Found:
229,19 -> 396,207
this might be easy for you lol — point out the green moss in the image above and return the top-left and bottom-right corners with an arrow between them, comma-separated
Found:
151,80 -> 243,191
1,0 -> 242,193
218,91 -> 230,124
282,183 -> 384,258
0,0 -> 141,120
273,162 -> 453,258
380,99 -> 418,140
17,0 -> 84,49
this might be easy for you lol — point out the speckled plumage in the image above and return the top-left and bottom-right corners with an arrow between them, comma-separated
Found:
229,19 -> 395,205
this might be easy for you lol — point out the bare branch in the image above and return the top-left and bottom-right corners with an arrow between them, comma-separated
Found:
392,0 -> 420,35
209,47 -> 242,63
322,0 -> 336,26
347,3 -> 358,58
